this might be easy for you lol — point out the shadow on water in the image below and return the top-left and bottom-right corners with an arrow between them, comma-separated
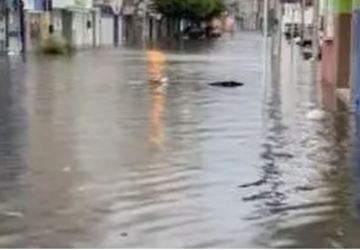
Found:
0,57 -> 27,247
0,58 -> 27,189
269,112 -> 360,248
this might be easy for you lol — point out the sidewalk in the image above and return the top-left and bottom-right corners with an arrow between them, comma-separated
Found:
271,36 -> 352,114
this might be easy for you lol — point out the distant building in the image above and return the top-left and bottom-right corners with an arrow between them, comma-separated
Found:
93,0 -> 124,46
0,0 -> 26,53
230,0 -> 263,31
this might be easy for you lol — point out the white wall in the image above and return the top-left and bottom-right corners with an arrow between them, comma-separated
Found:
72,12 -> 93,47
282,3 -> 313,26
237,0 -> 259,30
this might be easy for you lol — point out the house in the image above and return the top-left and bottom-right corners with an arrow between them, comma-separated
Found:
24,0 -> 47,51
93,0 -> 123,46
51,0 -> 95,48
121,0 -> 146,43
0,0 -> 25,53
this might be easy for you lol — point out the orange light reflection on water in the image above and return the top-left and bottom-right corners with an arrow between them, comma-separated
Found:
146,49 -> 167,149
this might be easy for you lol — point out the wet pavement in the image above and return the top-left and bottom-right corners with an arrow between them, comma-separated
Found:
0,32 -> 360,248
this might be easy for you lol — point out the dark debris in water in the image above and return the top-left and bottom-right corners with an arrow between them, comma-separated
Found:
295,186 -> 316,192
238,178 -> 267,188
208,81 -> 244,88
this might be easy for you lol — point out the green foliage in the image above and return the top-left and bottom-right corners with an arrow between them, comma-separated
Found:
154,0 -> 225,21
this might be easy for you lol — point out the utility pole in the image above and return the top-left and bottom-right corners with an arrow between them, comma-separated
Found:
300,0 -> 305,39
263,0 -> 269,37
0,0 -> 6,52
262,0 -> 269,108
312,0 -> 320,59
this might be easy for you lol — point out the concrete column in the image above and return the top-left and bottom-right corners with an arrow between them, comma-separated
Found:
333,0 -> 352,89
320,0 -> 353,110
321,0 -> 352,88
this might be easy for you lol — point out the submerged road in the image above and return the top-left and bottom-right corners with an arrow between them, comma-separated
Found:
0,32 -> 360,247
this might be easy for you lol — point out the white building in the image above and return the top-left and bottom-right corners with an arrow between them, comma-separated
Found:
236,0 -> 260,30
282,2 -> 314,30
52,0 -> 95,48
93,0 -> 123,46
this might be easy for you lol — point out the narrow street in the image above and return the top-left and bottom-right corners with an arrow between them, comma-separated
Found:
0,32 -> 360,248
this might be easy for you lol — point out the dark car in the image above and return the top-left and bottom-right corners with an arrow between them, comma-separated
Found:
205,25 -> 222,38
183,26 -> 205,39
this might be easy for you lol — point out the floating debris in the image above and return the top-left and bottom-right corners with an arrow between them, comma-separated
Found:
306,109 -> 327,120
238,178 -> 267,188
208,81 -> 244,88
295,186 -> 316,192
1,211 -> 24,218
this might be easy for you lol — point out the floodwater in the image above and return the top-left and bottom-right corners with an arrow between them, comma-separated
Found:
0,32 -> 360,248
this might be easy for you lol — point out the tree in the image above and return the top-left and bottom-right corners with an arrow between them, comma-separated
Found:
154,0 -> 225,22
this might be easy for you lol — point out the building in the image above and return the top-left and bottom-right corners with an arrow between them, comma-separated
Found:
18,0 -> 98,51
51,0 -> 95,48
233,0 -> 262,30
93,0 -> 123,46
281,1 -> 313,31
319,0 -> 352,111
24,0 -> 48,51
0,0 -> 25,54
122,0 -> 166,43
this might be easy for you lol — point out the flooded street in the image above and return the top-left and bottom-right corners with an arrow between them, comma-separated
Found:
1,32 -> 360,248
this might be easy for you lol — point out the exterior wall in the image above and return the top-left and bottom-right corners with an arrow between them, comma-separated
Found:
25,11 -> 42,51
354,1 -> 360,110
51,0 -> 94,48
71,11 -> 93,47
321,0 -> 352,88
334,12 -> 352,88
281,2 -> 313,30
319,0 -> 353,110
234,0 -> 262,30
237,0 -> 258,30
7,2 -> 22,53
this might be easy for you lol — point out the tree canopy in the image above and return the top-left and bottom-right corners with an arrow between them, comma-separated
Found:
154,0 -> 225,21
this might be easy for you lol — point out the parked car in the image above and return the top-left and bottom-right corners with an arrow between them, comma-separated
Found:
183,26 -> 205,39
205,25 -> 222,38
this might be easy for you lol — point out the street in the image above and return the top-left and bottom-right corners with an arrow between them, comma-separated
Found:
0,32 -> 360,248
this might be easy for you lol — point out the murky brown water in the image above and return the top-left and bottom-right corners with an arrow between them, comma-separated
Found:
0,32 -> 360,248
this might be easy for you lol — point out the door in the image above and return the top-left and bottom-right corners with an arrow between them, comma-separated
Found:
100,15 -> 113,45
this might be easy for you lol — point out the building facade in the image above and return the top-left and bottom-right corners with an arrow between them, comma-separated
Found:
0,0 -> 25,54
319,0 -> 352,110
234,0 -> 262,30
